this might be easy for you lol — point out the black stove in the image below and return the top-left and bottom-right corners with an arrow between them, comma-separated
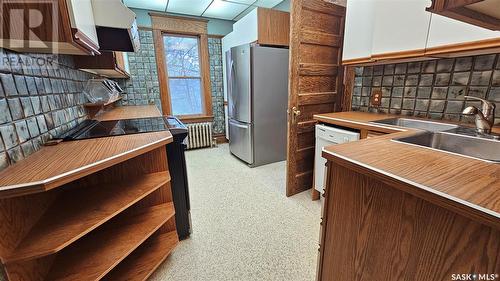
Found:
57,117 -> 169,141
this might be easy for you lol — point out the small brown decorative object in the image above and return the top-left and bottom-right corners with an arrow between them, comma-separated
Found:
371,89 -> 382,106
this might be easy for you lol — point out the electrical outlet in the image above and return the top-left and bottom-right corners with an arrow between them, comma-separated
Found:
371,89 -> 382,106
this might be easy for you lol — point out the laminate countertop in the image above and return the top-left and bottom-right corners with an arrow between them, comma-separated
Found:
314,111 -> 500,229
0,105 -> 172,198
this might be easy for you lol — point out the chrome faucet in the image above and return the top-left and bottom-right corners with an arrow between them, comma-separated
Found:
462,96 -> 496,134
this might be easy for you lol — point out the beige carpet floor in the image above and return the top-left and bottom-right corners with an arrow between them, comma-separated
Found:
150,144 -> 321,281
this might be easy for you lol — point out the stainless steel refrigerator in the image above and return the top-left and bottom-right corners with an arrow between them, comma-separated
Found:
227,44 -> 289,167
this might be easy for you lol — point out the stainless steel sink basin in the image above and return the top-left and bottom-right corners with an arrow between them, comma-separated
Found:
394,131 -> 500,163
371,118 -> 459,132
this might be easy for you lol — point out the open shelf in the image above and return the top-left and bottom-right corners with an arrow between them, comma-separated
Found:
4,172 -> 170,264
44,203 -> 175,281
84,96 -> 123,118
103,231 -> 179,281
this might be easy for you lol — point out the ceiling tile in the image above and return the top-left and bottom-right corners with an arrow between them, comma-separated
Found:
233,5 -> 256,21
124,0 -> 169,11
167,0 -> 213,16
203,0 -> 249,20
226,0 -> 257,4
254,0 -> 284,8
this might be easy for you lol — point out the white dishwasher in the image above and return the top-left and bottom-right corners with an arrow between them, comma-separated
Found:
314,124 -> 360,193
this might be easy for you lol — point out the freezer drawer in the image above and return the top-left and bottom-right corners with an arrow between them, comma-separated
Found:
229,119 -> 253,164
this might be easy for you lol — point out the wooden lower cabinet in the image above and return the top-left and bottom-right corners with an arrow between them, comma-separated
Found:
317,162 -> 500,281
0,147 -> 178,281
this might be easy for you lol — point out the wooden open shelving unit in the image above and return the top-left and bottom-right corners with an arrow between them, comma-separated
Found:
84,96 -> 123,118
0,106 -> 178,280
103,231 -> 179,281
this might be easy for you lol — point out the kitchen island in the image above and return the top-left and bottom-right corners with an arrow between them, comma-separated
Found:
0,105 -> 178,281
314,112 -> 500,281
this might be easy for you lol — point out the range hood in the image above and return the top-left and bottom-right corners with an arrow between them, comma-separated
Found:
91,0 -> 140,52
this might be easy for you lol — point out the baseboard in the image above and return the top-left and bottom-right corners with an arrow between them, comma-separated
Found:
214,134 -> 228,144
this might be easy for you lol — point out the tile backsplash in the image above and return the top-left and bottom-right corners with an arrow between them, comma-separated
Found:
0,49 -> 91,171
208,37 -> 225,135
120,30 -> 162,109
351,54 -> 500,125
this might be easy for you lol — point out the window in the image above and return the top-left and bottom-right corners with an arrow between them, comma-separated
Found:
164,34 -> 204,116
151,14 -> 212,120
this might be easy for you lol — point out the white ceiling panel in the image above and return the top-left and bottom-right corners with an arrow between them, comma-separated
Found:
203,0 -> 248,20
233,5 -> 256,21
226,0 -> 257,4
254,0 -> 284,8
124,0 -> 168,12
167,0 -> 213,16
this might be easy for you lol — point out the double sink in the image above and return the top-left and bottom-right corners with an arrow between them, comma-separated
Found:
370,118 -> 500,163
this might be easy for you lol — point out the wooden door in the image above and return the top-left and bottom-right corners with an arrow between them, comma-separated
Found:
286,0 -> 346,197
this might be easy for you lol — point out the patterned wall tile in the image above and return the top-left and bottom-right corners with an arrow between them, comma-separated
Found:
119,30 -> 161,110
208,37 -> 225,135
0,48 -> 91,171
351,54 -> 500,125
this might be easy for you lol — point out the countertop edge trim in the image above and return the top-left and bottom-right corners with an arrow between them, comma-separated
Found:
0,135 -> 173,195
322,148 -> 500,221
313,115 -> 407,132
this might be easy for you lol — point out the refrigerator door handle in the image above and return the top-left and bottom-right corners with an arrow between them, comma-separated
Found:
230,61 -> 236,114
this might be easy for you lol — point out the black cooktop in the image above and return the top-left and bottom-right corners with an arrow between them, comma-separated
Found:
58,117 -> 169,141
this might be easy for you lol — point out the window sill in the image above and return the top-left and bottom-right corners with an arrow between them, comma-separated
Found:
178,115 -> 214,124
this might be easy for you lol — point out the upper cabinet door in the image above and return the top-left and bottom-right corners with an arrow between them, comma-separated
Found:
342,0 -> 375,63
426,14 -> 500,50
371,0 -> 432,57
66,0 -> 99,51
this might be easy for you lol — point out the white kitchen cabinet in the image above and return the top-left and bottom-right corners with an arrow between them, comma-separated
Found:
371,0 -> 432,57
0,0 -> 100,55
342,0 -> 375,63
66,0 -> 99,49
426,13 -> 500,50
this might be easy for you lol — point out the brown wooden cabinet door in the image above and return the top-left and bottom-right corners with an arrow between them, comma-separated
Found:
286,0 -> 346,197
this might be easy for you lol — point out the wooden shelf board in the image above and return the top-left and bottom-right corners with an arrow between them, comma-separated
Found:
4,172 -> 170,264
0,131 -> 172,198
44,203 -> 175,281
83,96 -> 123,108
103,231 -> 179,281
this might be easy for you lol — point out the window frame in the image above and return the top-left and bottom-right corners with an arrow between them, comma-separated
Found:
150,13 -> 213,123
163,33 -> 204,117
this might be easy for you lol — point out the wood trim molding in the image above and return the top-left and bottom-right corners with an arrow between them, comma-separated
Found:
153,30 -> 171,115
371,48 -> 426,61
427,0 -> 500,31
214,134 -> 228,144
150,13 -> 208,35
342,57 -> 373,65
341,66 -> 355,111
178,115 -> 214,124
200,33 -> 213,117
343,37 -> 500,66
425,37 -> 500,55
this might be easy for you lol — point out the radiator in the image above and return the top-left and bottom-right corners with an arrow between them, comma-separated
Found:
186,122 -> 213,150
